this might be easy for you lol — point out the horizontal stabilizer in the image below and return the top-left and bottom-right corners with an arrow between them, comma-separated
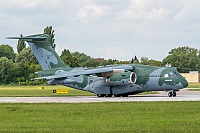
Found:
7,36 -> 46,41
7,37 -> 46,39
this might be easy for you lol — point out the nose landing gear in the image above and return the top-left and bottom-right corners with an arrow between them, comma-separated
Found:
168,91 -> 176,97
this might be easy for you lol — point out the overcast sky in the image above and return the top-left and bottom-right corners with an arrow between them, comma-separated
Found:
0,0 -> 200,61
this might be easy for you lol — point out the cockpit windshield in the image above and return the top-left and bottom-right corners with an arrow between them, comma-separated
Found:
164,72 -> 176,77
174,71 -> 181,76
164,71 -> 179,77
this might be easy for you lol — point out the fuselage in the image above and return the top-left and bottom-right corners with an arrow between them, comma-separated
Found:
48,64 -> 188,95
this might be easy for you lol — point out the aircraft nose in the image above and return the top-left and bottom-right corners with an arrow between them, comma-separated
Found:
182,78 -> 188,88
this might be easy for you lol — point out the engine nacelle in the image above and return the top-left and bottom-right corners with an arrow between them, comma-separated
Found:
106,71 -> 137,86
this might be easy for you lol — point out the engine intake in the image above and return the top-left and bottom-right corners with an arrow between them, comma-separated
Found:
106,71 -> 137,85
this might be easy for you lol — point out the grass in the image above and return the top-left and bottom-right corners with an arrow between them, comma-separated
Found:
0,102 -> 200,132
0,85 -> 95,97
187,83 -> 200,91
0,83 -> 199,97
0,85 -> 157,97
187,83 -> 200,88
0,85 -> 199,132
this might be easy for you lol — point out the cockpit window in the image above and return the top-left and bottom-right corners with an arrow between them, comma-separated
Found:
174,71 -> 181,76
164,72 -> 175,77
164,73 -> 168,77
169,72 -> 175,77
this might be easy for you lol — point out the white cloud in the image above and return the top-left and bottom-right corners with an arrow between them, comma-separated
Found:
145,7 -> 172,21
11,0 -> 42,8
174,0 -> 200,23
116,0 -> 178,21
0,0 -> 200,61
76,1 -> 111,21
105,47 -> 132,60
10,0 -> 64,9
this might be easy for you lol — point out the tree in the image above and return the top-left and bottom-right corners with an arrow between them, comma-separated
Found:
131,55 -> 139,63
148,59 -> 161,66
140,57 -> 149,65
0,57 -> 15,84
44,26 -> 56,49
101,59 -> 115,66
71,51 -> 91,67
15,47 -> 38,64
162,46 -> 199,71
17,34 -> 26,53
60,49 -> 80,67
140,57 -> 161,66
15,47 -> 41,85
71,56 -> 80,67
0,44 -> 15,60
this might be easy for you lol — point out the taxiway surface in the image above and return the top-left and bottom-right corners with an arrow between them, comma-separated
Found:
0,89 -> 199,103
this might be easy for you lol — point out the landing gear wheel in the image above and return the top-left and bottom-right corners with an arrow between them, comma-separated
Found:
114,94 -> 121,97
97,94 -> 105,97
168,92 -> 173,97
122,94 -> 129,97
105,94 -> 112,97
172,91 -> 176,97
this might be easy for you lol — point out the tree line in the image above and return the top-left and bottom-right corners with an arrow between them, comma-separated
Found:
0,26 -> 200,85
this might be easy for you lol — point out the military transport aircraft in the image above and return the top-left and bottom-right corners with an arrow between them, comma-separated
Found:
8,34 -> 188,97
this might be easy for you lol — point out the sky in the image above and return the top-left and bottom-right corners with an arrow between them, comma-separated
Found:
0,0 -> 200,61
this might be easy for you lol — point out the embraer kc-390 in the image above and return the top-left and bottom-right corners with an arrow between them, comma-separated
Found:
8,34 -> 188,97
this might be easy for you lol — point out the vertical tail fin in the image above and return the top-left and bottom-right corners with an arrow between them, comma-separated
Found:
8,34 -> 72,71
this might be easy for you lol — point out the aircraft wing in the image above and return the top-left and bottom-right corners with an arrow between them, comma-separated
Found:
35,67 -> 113,80
35,64 -> 134,80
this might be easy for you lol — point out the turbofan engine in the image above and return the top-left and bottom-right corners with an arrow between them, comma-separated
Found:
106,71 -> 137,85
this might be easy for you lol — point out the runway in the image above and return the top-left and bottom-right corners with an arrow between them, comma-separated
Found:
0,89 -> 199,103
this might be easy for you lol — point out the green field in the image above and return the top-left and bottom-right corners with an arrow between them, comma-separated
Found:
0,85 -> 157,97
0,85 -> 200,132
0,85 -> 95,97
187,83 -> 200,91
0,83 -> 199,97
0,102 -> 200,132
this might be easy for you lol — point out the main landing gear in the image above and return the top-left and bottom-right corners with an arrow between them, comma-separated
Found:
168,91 -> 176,97
97,94 -> 112,97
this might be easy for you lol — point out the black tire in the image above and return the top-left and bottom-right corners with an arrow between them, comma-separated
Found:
122,94 -> 129,97
114,94 -> 121,97
172,91 -> 176,97
97,94 -> 105,97
168,92 -> 173,97
105,94 -> 112,97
